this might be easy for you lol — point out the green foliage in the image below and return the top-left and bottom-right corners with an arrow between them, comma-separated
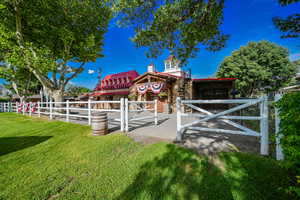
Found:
66,85 -> 91,97
0,63 -> 42,99
0,113 -> 294,199
273,0 -> 300,39
278,0 -> 300,6
0,0 -> 111,100
217,41 -> 297,97
276,92 -> 300,197
158,92 -> 168,98
116,0 -> 228,63
0,97 -> 10,102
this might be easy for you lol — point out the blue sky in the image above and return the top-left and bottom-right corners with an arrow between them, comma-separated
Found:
1,0 -> 300,89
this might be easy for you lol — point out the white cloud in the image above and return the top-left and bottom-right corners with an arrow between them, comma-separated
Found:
88,69 -> 95,74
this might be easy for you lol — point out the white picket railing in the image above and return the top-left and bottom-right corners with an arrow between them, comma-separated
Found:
176,96 -> 269,156
0,98 -> 158,133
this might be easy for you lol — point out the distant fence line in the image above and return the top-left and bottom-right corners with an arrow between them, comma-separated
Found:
0,99 -> 158,133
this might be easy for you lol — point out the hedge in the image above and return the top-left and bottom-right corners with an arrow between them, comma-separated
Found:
276,91 -> 300,197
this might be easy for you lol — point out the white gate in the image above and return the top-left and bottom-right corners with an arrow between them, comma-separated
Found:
176,96 -> 269,155
124,99 -> 158,132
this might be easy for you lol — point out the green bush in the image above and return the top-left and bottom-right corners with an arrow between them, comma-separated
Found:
0,97 -> 10,102
276,92 -> 300,197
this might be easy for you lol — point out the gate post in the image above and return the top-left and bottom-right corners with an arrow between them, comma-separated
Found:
120,98 -> 124,132
125,98 -> 129,132
176,97 -> 183,141
275,93 -> 284,160
260,95 -> 269,155
154,99 -> 158,125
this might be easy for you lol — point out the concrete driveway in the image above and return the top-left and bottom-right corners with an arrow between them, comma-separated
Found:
126,113 -> 260,155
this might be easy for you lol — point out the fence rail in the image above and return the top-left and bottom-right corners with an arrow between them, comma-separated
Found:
177,96 -> 269,156
0,98 -> 158,133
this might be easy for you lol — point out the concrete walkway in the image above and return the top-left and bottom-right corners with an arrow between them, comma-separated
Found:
126,113 -> 260,155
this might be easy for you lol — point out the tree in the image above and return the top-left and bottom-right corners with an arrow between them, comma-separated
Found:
116,0 -> 228,63
66,85 -> 91,97
0,0 -> 111,102
273,0 -> 300,39
216,41 -> 297,97
0,63 -> 42,102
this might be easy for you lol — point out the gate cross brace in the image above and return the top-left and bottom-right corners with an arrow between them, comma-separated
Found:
181,99 -> 262,136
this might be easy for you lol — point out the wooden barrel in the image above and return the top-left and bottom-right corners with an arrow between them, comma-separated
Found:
92,112 -> 108,136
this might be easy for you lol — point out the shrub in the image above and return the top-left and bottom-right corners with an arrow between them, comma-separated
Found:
276,92 -> 300,197
0,97 -> 10,102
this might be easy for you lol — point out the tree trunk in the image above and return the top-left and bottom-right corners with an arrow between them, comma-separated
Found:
52,90 -> 65,114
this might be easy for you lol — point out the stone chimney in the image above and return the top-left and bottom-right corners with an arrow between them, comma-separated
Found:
147,63 -> 155,73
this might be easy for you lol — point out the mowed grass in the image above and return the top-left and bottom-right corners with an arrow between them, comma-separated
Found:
0,113 -> 294,200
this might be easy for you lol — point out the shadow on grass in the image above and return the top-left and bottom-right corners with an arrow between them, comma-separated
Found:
116,144 -> 233,200
116,144 -> 293,200
0,136 -> 52,156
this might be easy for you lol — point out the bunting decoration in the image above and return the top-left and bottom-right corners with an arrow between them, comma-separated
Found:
150,82 -> 164,94
137,84 -> 148,94
17,103 -> 23,112
31,103 -> 38,113
137,82 -> 165,94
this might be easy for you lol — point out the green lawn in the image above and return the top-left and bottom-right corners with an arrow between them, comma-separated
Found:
0,113 -> 294,200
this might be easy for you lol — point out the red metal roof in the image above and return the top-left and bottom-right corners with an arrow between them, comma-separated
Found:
103,70 -> 139,80
94,70 -> 139,91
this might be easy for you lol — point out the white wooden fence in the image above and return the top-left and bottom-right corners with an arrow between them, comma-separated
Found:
176,96 -> 270,155
0,99 -> 158,133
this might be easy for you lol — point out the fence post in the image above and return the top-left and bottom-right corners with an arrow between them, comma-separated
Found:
275,93 -> 284,160
29,102 -> 32,116
88,99 -> 91,125
176,97 -> 182,141
260,95 -> 269,155
22,102 -> 25,115
154,99 -> 158,125
38,102 -> 41,117
125,98 -> 129,132
66,100 -> 69,122
120,98 -> 124,132
50,99 -> 53,120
